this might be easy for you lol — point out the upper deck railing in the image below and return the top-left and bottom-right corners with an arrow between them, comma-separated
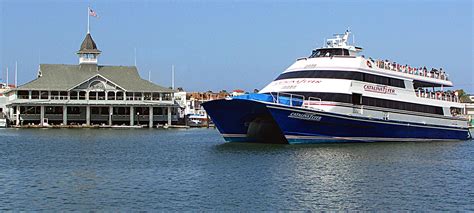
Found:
415,89 -> 459,103
370,59 -> 449,81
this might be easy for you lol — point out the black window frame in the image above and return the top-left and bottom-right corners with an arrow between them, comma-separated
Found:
275,70 -> 406,88
268,92 -> 443,115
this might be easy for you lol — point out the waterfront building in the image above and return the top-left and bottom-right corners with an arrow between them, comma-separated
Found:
231,89 -> 245,97
5,32 -> 178,127
0,83 -> 12,127
185,91 -> 229,116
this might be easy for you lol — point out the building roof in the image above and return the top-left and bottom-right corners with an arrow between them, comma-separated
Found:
16,64 -> 174,93
77,33 -> 101,54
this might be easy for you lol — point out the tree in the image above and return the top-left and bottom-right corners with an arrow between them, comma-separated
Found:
456,89 -> 472,103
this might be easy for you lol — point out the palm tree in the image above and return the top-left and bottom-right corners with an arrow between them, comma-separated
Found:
456,89 -> 472,103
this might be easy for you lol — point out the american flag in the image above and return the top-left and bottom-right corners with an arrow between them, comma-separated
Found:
89,8 -> 98,17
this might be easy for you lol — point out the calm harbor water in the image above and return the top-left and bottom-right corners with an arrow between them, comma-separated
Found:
0,128 -> 473,211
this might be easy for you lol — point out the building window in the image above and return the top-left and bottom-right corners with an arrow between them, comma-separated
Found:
79,91 -> 86,100
98,92 -> 105,100
134,92 -> 142,101
89,92 -> 97,100
144,93 -> 152,101
31,91 -> 39,99
100,107 -> 109,115
152,93 -> 160,101
67,107 -> 81,114
20,106 -> 40,114
116,91 -> 124,100
51,91 -> 60,100
90,107 -> 99,114
107,91 -> 115,100
45,106 -> 63,114
114,107 -> 130,115
40,91 -> 48,99
17,90 -> 29,99
153,107 -> 164,115
70,91 -> 78,100
163,93 -> 172,101
126,92 -> 133,100
60,91 -> 68,100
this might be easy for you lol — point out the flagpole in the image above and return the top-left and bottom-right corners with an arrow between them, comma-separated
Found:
15,61 -> 17,87
171,65 -> 175,90
87,6 -> 90,34
6,67 -> 9,88
134,48 -> 137,67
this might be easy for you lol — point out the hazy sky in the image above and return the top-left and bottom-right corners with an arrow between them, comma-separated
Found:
0,0 -> 473,93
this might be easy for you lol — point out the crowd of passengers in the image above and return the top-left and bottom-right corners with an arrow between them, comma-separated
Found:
415,88 -> 459,102
365,57 -> 448,81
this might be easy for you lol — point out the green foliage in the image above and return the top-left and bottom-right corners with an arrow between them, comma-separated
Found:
456,89 -> 472,103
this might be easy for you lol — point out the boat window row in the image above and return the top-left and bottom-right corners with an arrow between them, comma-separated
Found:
275,70 -> 405,88
309,48 -> 350,58
280,92 -> 443,115
360,96 -> 444,115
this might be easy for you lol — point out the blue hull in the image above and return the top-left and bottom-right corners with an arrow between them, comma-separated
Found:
202,98 -> 471,144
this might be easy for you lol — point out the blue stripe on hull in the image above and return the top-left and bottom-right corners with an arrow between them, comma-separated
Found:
267,105 -> 470,142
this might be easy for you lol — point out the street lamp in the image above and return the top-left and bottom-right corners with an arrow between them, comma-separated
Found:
137,112 -> 140,126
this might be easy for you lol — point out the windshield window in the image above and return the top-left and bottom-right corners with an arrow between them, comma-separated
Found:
309,48 -> 349,58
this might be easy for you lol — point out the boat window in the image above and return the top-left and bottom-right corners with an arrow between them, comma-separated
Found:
275,70 -> 405,88
274,92 -> 443,115
309,48 -> 349,58
361,96 -> 443,115
352,93 -> 362,105
450,107 -> 462,116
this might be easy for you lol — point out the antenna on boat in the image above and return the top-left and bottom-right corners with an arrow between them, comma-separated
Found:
148,70 -> 151,82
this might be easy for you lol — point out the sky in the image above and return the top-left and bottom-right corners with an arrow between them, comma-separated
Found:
0,0 -> 473,93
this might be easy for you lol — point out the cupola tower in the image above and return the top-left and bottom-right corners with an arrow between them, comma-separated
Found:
77,33 -> 101,65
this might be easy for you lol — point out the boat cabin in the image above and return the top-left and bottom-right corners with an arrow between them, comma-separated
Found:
309,30 -> 363,58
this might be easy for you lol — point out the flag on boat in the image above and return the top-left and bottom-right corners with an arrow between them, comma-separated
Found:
89,7 -> 98,18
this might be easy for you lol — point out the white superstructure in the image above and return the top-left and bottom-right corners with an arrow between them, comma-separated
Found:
259,30 -> 468,129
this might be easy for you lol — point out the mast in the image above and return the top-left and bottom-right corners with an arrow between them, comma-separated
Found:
15,61 -> 17,87
171,65 -> 175,90
6,67 -> 8,88
134,47 -> 137,67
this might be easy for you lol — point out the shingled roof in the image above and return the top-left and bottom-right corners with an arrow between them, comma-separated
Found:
17,64 -> 173,93
77,33 -> 101,54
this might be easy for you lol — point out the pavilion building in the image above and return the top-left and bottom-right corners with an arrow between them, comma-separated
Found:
6,32 -> 178,127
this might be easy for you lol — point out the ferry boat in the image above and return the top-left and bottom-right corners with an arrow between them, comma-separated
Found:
203,31 -> 472,144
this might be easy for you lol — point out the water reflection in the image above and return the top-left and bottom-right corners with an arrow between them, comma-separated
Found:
0,128 -> 472,211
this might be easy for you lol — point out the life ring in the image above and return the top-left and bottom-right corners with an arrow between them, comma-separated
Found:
366,60 -> 372,68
